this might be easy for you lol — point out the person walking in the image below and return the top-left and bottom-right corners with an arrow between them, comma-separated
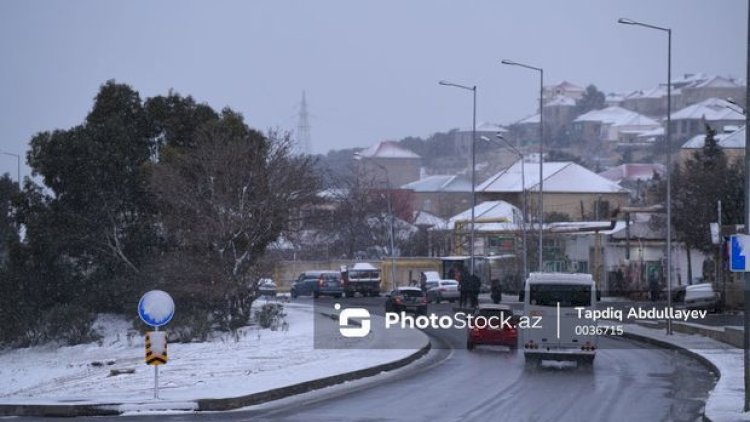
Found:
469,274 -> 480,308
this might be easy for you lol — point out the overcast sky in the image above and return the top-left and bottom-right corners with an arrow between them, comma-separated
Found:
0,0 -> 746,181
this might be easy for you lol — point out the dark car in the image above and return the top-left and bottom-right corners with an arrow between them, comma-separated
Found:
385,287 -> 428,315
466,304 -> 518,351
290,271 -> 343,299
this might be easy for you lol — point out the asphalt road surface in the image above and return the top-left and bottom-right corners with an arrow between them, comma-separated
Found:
63,296 -> 716,422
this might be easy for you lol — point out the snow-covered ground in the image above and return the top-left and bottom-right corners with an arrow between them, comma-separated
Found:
625,324 -> 749,422
0,301 -> 426,408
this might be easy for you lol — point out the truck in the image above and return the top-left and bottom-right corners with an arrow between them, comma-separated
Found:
341,262 -> 381,297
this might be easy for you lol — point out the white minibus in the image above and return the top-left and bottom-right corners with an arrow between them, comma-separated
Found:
521,272 -> 598,367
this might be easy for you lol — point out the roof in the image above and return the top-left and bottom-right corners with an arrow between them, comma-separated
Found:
477,159 -> 628,194
693,75 -> 741,89
624,85 -> 668,100
598,163 -> 666,183
413,210 -> 447,229
401,174 -> 471,192
545,95 -> 576,107
681,126 -> 745,149
574,106 -> 660,127
526,272 -> 594,285
670,98 -> 745,121
548,80 -> 585,93
351,262 -> 378,270
358,141 -> 420,159
446,200 -> 521,231
515,113 -> 540,125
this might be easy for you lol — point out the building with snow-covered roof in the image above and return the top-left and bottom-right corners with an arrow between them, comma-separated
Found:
680,125 -> 746,165
620,86 -> 669,117
543,95 -> 578,141
476,159 -> 630,222
355,141 -> 421,188
445,200 -> 524,258
571,106 -> 662,145
598,163 -> 666,185
678,75 -> 745,110
401,174 -> 472,219
452,122 -> 508,170
543,81 -> 585,103
669,98 -> 745,144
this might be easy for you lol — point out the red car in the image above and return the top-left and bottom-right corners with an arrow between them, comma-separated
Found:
466,304 -> 519,350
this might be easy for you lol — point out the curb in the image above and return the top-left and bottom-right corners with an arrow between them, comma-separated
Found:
0,403 -> 121,418
197,340 -> 431,411
614,331 -> 720,422
0,318 -> 431,417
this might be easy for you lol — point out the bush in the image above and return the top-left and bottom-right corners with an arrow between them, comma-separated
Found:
254,303 -> 286,330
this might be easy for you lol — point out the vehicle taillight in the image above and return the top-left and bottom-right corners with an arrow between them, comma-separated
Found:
394,297 -> 402,304
581,341 -> 596,352
421,297 -> 427,304
438,288 -> 446,292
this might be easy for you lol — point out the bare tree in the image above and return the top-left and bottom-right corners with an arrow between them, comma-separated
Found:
150,115 -> 319,331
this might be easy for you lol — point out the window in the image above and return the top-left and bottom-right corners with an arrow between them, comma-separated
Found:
529,283 -> 591,307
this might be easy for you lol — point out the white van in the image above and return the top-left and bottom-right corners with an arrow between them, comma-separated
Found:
521,273 -> 598,366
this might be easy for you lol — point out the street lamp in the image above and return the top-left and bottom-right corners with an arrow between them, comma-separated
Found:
438,80 -> 477,276
353,152 -> 398,290
481,134 -> 528,280
501,59 -> 544,273
618,17 -> 674,336
0,151 -> 20,189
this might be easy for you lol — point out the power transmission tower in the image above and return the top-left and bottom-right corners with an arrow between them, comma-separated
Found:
296,91 -> 312,155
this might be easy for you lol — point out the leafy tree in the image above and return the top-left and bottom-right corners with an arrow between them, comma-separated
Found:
671,125 -> 744,281
0,174 -> 20,264
574,85 -> 606,116
26,80 -> 159,312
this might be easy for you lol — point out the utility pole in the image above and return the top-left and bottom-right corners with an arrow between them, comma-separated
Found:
744,0 -> 750,410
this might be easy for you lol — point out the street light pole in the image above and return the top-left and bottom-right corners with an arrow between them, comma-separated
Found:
618,17 -> 673,336
439,80 -> 477,276
0,152 -> 20,189
501,59 -> 544,273
482,135 -> 528,280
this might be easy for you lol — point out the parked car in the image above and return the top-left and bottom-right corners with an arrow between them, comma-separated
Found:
290,271 -> 343,299
683,283 -> 720,313
257,278 -> 277,297
466,304 -> 519,351
425,279 -> 460,303
385,287 -> 428,315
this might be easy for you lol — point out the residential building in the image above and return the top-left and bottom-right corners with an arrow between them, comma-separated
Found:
543,80 -> 585,103
679,125 -> 746,166
669,98 -> 745,145
355,141 -> 421,188
571,106 -> 662,145
401,174 -> 472,219
476,159 -> 631,222
676,75 -> 745,110
620,86 -> 668,117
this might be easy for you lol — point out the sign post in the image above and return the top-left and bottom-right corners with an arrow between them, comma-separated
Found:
138,290 -> 175,400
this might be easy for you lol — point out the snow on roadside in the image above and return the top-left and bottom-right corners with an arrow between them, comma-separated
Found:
625,324 -> 749,422
0,302 -> 424,405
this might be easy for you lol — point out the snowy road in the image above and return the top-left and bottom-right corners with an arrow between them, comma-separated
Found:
96,296 -> 717,422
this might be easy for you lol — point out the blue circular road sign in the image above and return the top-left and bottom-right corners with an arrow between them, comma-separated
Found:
138,290 -> 175,327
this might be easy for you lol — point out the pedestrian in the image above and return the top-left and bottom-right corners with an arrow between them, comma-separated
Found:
648,267 -> 660,302
469,274 -> 480,308
456,267 -> 468,308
